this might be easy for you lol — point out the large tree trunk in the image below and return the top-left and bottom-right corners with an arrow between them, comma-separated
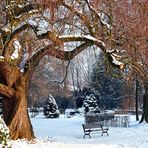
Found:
140,80 -> 148,123
0,62 -> 35,140
2,79 -> 35,140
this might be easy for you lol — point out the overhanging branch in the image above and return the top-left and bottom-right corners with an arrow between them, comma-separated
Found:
3,23 -> 31,56
23,41 -> 92,74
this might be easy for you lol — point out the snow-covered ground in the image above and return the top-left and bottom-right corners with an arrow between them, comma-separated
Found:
11,113 -> 148,148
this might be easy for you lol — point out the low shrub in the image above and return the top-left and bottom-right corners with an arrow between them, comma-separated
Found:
0,116 -> 11,148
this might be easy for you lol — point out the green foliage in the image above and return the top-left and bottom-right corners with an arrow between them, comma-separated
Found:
82,94 -> 100,114
43,94 -> 60,118
90,52 -> 124,109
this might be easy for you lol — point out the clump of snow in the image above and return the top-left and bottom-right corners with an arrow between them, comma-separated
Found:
28,20 -> 37,26
28,9 -> 39,14
2,27 -> 11,33
106,49 -> 116,53
37,29 -> 48,36
100,20 -> 112,30
0,56 -> 4,59
11,39 -> 21,60
18,4 -> 23,8
83,35 -> 106,47
0,56 -> 5,62
98,12 -> 112,30
111,54 -> 124,66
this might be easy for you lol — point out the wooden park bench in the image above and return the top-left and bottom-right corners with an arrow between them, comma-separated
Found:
82,122 -> 109,138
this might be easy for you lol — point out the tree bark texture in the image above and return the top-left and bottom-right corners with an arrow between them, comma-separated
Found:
140,80 -> 148,123
0,62 -> 35,140
135,79 -> 139,121
8,85 -> 35,140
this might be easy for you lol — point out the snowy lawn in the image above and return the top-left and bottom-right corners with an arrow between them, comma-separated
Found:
11,113 -> 148,148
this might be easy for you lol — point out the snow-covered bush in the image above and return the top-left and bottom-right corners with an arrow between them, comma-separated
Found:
82,94 -> 100,114
0,116 -> 11,148
43,94 -> 60,118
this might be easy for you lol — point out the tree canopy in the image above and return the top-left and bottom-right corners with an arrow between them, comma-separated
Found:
0,0 -> 147,140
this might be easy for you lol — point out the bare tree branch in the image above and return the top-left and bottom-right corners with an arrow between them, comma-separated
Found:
24,41 -> 93,74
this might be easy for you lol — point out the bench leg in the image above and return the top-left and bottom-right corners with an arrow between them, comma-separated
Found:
102,131 -> 109,136
83,132 -> 91,138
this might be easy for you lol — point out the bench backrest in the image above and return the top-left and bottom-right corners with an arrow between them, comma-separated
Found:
82,122 -> 102,129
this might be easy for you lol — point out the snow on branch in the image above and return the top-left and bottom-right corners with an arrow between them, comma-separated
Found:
6,2 -> 36,18
59,34 -> 95,42
100,19 -> 112,30
0,56 -> 4,59
28,20 -> 37,27
110,53 -> 124,66
83,35 -> 106,47
23,42 -> 92,74
36,31 -> 63,46
13,19 -> 37,33
2,28 -> 11,33
98,13 -> 112,30
59,34 -> 106,49
85,0 -> 112,30
11,39 -> 21,60
36,29 -> 48,36
0,56 -> 5,62
3,20 -> 38,49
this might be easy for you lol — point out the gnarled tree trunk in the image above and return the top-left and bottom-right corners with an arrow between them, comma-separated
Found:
2,82 -> 35,140
0,62 -> 35,140
9,84 -> 34,139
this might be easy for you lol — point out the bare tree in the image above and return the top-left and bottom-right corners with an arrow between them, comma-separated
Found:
0,0 -> 111,139
0,0 -> 146,140
111,0 -> 147,122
